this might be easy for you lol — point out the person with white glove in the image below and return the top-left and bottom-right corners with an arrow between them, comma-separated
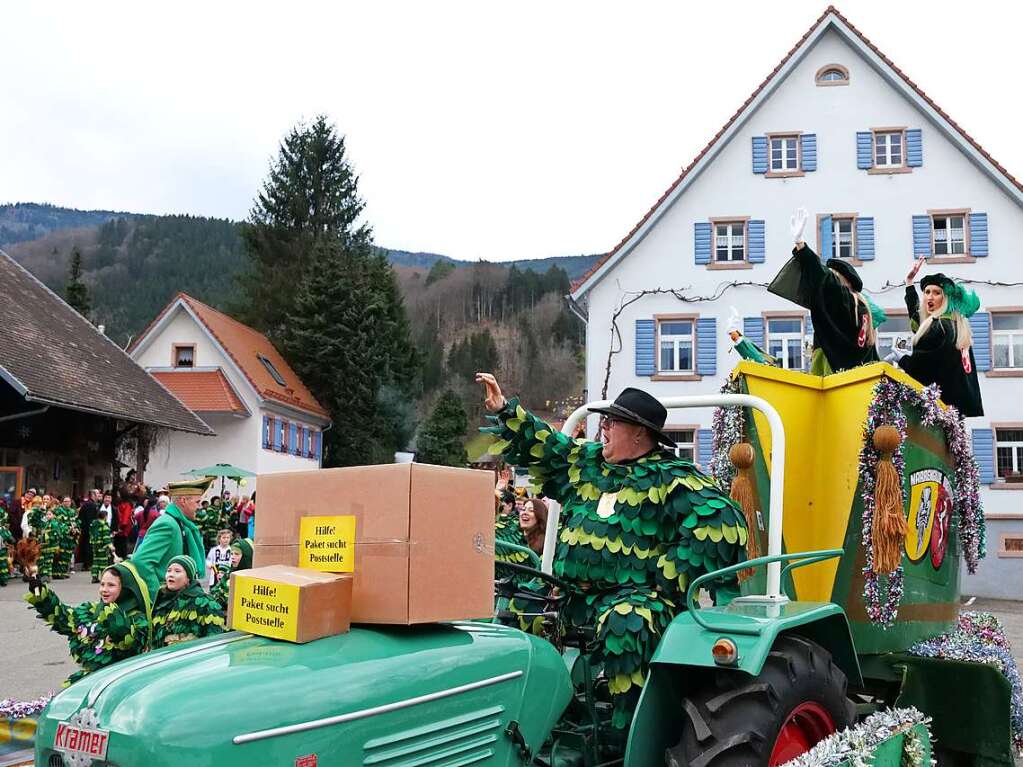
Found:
767,207 -> 885,375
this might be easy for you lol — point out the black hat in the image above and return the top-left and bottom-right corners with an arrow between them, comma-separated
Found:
825,258 -> 863,292
920,273 -> 952,291
587,387 -> 676,447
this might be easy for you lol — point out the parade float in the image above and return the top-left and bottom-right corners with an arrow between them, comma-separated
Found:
27,362 -> 1021,767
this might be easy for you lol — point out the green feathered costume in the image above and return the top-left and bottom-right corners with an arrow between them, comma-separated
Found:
210,539 -> 252,610
0,503 -> 13,586
51,505 -> 78,579
196,505 -> 224,551
90,517 -> 114,582
151,554 -> 226,648
24,561 -> 152,686
37,516 -> 60,581
482,398 -> 748,729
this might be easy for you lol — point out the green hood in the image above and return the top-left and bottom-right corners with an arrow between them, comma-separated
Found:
231,538 -> 254,570
107,561 -> 152,620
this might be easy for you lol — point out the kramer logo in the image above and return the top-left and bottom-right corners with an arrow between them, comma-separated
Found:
905,468 -> 953,570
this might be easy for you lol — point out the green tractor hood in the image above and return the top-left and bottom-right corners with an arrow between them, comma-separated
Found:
37,623 -> 572,767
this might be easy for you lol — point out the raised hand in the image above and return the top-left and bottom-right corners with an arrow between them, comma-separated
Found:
906,256 -> 926,286
475,372 -> 506,412
790,207 -> 809,245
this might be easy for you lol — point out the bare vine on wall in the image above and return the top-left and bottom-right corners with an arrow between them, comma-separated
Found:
601,276 -> 1023,398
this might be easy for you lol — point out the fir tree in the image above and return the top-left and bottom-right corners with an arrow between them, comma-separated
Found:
416,390 -> 468,467
64,246 -> 92,318
236,115 -> 371,338
425,259 -> 456,286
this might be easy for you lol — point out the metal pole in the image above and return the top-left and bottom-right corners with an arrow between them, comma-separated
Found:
549,394 -> 787,601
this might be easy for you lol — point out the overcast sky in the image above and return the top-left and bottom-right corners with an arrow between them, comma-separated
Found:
2,1 -> 1020,261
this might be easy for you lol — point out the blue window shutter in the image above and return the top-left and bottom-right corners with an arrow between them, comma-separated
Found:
856,131 -> 873,169
635,319 -> 656,376
752,136 -> 768,174
696,317 -> 717,376
969,312 -> 991,372
855,217 -> 875,261
695,222 -> 712,265
290,423 -> 298,455
906,129 -> 923,167
912,215 -> 932,257
743,317 -> 764,348
969,213 -> 988,257
315,431 -> 323,463
972,429 -> 995,484
697,429 -> 713,471
803,314 -> 813,371
262,415 -> 271,449
819,215 -> 833,260
748,220 -> 765,263
272,417 -> 281,451
800,133 -> 817,172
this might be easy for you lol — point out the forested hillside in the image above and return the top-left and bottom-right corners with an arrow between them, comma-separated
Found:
0,202 -> 138,247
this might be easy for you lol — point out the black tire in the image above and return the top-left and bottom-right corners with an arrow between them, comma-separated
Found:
665,635 -> 856,767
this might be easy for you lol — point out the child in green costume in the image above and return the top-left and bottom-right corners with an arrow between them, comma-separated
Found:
36,511 -> 59,582
151,555 -> 226,648
25,562 -> 152,686
210,538 -> 252,610
478,373 -> 749,731
51,498 -> 78,579
90,509 -> 115,583
0,500 -> 13,586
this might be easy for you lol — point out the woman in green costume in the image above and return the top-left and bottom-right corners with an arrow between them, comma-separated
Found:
210,538 -> 252,610
0,499 -> 13,586
37,510 -> 59,582
477,373 -> 748,730
25,562 -> 152,686
768,208 -> 886,374
51,497 -> 78,579
90,509 -> 115,583
151,555 -> 226,648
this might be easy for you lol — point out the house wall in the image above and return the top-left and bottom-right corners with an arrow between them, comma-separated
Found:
580,28 -> 1023,598
145,413 -> 257,495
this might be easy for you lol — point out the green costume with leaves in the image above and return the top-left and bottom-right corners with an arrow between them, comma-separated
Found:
210,539 -> 252,610
130,503 -> 207,597
27,504 -> 47,536
52,505 -> 78,579
90,518 -> 114,581
37,517 -> 60,580
24,562 -> 152,686
197,505 -> 224,551
0,504 -> 13,586
483,398 -> 748,729
151,555 -> 226,648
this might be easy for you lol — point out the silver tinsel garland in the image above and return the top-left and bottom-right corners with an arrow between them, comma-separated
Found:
781,707 -> 933,767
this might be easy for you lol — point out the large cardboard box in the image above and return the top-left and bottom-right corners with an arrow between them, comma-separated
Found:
228,565 -> 353,643
255,463 -> 495,624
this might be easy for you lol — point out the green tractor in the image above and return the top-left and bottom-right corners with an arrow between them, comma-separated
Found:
33,363 -> 1015,767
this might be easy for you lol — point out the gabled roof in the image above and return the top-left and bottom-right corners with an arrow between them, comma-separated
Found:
150,369 -> 250,417
0,250 -> 213,435
571,5 -> 1023,299
129,293 -> 329,420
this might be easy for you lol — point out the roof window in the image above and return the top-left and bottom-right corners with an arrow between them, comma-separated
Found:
815,64 -> 849,86
258,354 -> 287,386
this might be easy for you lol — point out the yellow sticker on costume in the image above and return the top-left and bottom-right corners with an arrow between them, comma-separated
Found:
298,515 -> 356,572
596,492 -> 619,519
231,576 -> 301,642
905,469 -> 943,563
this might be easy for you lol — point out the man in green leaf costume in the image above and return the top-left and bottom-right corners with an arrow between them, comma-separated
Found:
476,373 -> 748,729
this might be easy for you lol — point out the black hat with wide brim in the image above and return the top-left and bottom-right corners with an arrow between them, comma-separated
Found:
825,258 -> 863,292
587,387 -> 676,447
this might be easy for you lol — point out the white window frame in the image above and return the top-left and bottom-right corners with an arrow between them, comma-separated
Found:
172,344 -> 195,368
832,216 -> 855,260
769,135 -> 800,172
992,312 -> 1023,370
663,427 -> 697,462
765,316 -> 806,371
713,221 -> 747,263
931,212 -> 967,257
873,130 -> 905,168
995,427 -> 1023,482
875,314 -> 914,360
657,317 -> 696,375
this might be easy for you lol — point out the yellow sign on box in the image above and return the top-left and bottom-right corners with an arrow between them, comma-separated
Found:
298,515 -> 357,572
230,575 -> 302,642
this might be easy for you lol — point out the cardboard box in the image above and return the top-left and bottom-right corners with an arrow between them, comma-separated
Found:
255,463 -> 494,624
228,565 -> 352,643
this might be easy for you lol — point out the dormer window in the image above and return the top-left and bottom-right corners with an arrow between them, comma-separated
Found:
258,354 -> 287,386
815,64 -> 849,86
173,344 -> 195,368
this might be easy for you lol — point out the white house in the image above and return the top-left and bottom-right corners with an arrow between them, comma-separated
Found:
129,293 -> 330,492
567,8 -> 1023,598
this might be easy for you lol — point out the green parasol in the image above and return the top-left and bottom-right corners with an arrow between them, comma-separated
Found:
184,463 -> 256,498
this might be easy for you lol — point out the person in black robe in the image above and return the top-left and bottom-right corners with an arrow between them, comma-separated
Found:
768,208 -> 885,374
890,259 -> 983,417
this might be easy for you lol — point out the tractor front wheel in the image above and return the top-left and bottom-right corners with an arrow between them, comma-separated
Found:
665,635 -> 855,767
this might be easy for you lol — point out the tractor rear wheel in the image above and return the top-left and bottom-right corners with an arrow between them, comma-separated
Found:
665,635 -> 855,767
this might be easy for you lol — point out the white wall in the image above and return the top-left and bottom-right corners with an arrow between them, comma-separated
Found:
579,28 -> 1023,597
146,413 -> 255,492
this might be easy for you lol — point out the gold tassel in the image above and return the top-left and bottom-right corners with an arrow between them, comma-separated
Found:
728,443 -> 760,581
871,425 -> 906,574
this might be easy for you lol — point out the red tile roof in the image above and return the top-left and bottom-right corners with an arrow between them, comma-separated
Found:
131,294 -> 329,420
571,6 -> 1023,296
151,370 -> 248,415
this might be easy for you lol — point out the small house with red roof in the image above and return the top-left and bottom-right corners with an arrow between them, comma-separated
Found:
128,293 -> 330,491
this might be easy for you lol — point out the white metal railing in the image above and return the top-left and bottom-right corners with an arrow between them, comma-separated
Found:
546,394 -> 788,601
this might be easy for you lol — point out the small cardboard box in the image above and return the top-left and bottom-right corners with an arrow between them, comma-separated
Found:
228,565 -> 353,643
255,463 -> 494,624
